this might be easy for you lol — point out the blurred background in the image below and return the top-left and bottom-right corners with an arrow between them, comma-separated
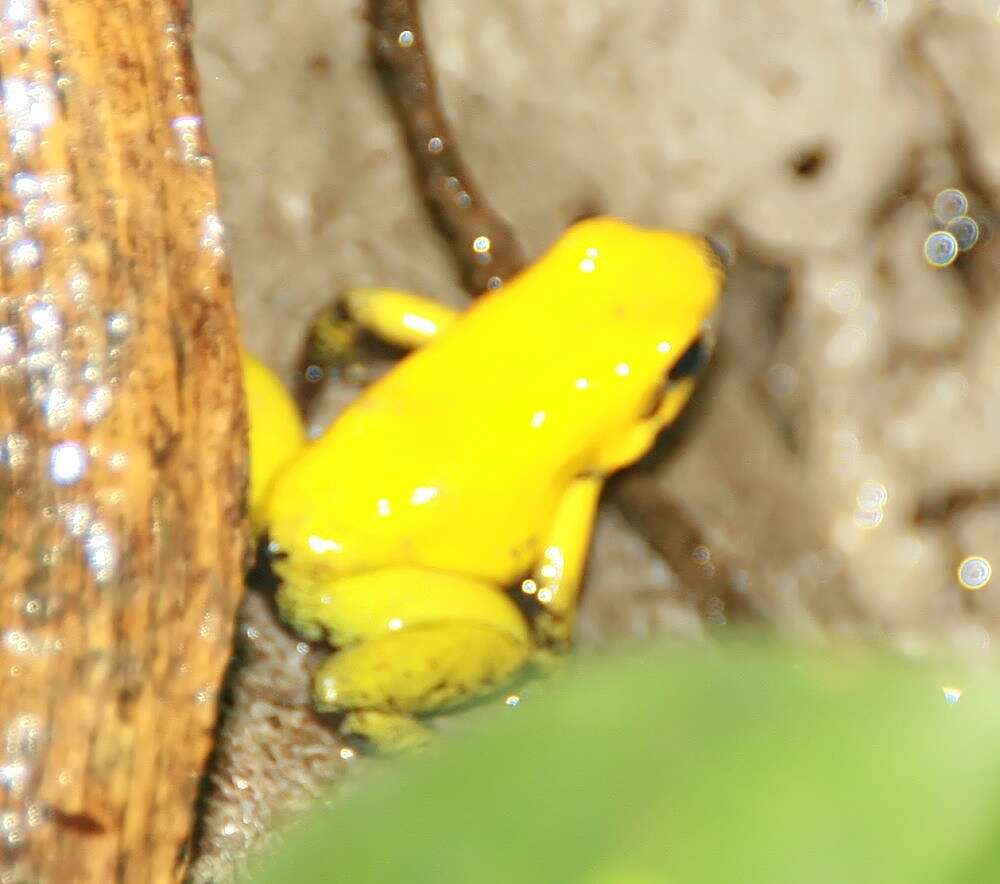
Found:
187,1 -> 1000,877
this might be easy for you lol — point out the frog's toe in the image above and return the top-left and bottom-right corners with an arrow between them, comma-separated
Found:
276,581 -> 331,642
341,710 -> 434,754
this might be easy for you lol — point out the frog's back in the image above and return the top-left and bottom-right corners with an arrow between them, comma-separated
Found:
286,300 -> 592,582
266,218 -> 722,583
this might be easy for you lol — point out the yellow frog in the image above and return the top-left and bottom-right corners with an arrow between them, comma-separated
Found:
242,217 -> 724,750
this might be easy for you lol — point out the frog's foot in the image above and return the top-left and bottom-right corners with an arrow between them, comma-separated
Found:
528,640 -> 571,676
313,622 -> 530,753
295,296 -> 367,410
531,610 -> 574,653
340,710 -> 434,754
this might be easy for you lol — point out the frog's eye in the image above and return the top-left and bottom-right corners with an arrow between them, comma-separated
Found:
668,336 -> 710,381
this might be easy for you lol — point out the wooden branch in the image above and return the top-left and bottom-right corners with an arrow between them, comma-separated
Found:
0,2 -> 247,881
367,0 -> 526,294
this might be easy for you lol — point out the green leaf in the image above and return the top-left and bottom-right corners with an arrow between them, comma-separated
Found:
248,640 -> 1000,884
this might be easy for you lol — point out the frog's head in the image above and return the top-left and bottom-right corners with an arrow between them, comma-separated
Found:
503,216 -> 726,473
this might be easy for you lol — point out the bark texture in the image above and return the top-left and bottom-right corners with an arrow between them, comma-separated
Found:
0,2 -> 247,881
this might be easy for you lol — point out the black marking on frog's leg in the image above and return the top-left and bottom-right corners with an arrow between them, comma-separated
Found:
293,296 -> 365,416
294,294 -> 415,418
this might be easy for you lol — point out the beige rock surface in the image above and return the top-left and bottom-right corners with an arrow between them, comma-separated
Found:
188,1 -> 1000,878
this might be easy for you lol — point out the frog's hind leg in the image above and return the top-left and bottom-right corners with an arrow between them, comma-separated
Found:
297,567 -> 530,752
296,288 -> 460,409
325,622 -> 529,752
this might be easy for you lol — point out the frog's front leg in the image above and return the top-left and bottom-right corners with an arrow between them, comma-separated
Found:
297,287 -> 460,408
279,567 -> 530,752
334,287 -> 460,349
530,475 -> 605,650
528,383 -> 701,647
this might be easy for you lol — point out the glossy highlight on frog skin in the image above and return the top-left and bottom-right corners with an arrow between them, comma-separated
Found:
243,216 -> 725,751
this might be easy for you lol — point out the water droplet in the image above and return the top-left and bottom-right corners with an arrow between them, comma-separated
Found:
11,173 -> 41,201
856,480 -> 888,512
49,442 -> 86,484
958,556 -> 991,591
2,78 -> 55,152
859,0 -> 888,21
427,136 -> 443,154
942,686 -> 962,705
401,312 -> 438,337
106,312 -> 130,338
85,521 -> 116,582
4,0 -> 37,26
505,694 -> 520,708
28,306 -> 60,349
64,503 -> 91,536
924,231 -> 959,268
0,327 -> 18,364
933,188 -> 967,224
0,762 -> 27,791
43,387 -> 75,428
472,235 -> 491,254
82,386 -> 112,423
7,238 -> 40,271
397,29 -> 414,47
853,507 -> 883,529
946,215 -> 979,251
410,486 -> 438,505
307,535 -> 341,554
4,433 -> 28,468
171,115 -> 209,165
